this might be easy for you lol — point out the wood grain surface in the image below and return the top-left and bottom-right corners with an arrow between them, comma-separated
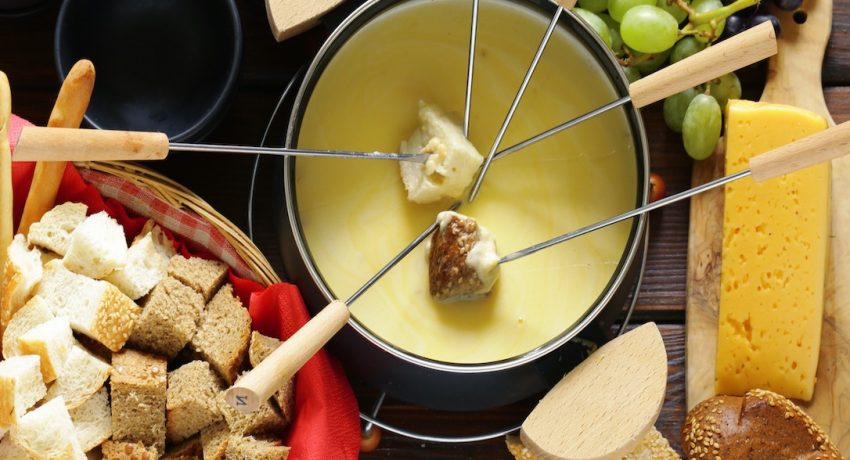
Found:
687,0 -> 850,454
1,0 -> 849,457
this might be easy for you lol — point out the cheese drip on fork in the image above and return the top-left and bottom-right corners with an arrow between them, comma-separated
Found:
426,211 -> 500,302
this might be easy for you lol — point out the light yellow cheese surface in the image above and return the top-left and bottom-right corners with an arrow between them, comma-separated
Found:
716,100 -> 829,401
294,0 -> 638,363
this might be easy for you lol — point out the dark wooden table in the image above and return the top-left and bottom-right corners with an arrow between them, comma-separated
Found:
2,1 -> 848,457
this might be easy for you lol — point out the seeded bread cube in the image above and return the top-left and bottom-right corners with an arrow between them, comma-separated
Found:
128,277 -> 204,358
105,232 -> 171,300
111,349 -> 167,454
27,202 -> 88,256
70,387 -> 112,452
2,295 -> 54,359
200,422 -> 229,460
46,343 -> 111,410
37,260 -> 141,351
17,316 -> 74,382
225,436 -> 291,460
10,397 -> 86,460
1,234 -> 43,334
166,361 -> 224,444
217,391 -> 287,437
0,355 -> 47,429
101,440 -> 158,460
167,255 -> 228,302
0,433 -> 29,460
63,212 -> 128,279
161,435 -> 202,460
190,284 -> 251,384
248,332 -> 295,423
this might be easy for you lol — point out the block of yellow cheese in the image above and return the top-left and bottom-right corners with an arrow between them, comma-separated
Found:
715,100 -> 829,401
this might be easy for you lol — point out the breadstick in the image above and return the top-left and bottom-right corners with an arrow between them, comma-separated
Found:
0,71 -> 12,272
17,59 -> 95,234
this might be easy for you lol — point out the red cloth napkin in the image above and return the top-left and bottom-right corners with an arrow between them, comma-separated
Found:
7,114 -> 361,460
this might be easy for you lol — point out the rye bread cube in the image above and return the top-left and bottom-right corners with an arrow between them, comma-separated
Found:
200,422 -> 230,460
127,277 -> 204,358
111,349 -> 167,454
226,435 -> 291,460
166,361 -> 224,444
162,434 -> 203,459
102,440 -> 159,460
167,255 -> 228,302
248,331 -> 295,423
190,284 -> 251,384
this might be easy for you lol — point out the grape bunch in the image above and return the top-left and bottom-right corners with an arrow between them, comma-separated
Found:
572,0 -> 784,160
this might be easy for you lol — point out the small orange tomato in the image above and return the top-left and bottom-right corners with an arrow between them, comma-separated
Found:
360,426 -> 382,453
649,172 -> 666,203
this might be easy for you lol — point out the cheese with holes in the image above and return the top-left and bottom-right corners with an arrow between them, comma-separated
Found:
715,100 -> 829,401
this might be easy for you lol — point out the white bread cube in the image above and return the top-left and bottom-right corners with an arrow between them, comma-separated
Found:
399,101 -> 483,204
10,397 -> 86,460
36,260 -> 141,352
27,202 -> 88,256
0,355 -> 47,429
17,316 -> 74,383
0,434 -> 30,460
63,212 -> 128,279
105,232 -> 170,300
46,344 -> 112,410
1,234 -> 43,332
70,387 -> 112,452
2,295 -> 54,359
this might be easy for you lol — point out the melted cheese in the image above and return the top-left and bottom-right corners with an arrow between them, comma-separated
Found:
295,0 -> 637,363
716,100 -> 829,401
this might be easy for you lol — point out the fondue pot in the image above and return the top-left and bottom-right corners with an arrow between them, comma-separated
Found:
275,0 -> 649,412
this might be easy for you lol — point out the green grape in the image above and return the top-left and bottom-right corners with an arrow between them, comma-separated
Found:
670,36 -> 706,63
579,0 -> 609,13
663,88 -> 698,133
621,6 -> 679,53
574,8 -> 613,49
691,0 -> 726,43
622,65 -> 641,82
656,0 -> 688,23
682,94 -> 722,160
599,13 -> 625,56
629,47 -> 672,74
608,0 -> 655,22
708,73 -> 742,109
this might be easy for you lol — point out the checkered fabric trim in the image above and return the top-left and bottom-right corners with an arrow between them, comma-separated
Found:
78,168 -> 258,282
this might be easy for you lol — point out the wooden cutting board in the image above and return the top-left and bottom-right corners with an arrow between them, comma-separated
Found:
685,0 -> 850,454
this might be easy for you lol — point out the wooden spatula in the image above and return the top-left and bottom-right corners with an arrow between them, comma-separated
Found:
520,323 -> 668,460
265,0 -> 346,42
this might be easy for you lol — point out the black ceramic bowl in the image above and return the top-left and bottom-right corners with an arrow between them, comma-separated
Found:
55,0 -> 242,142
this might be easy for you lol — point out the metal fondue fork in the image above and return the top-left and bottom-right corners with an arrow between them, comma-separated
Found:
226,119 -> 850,413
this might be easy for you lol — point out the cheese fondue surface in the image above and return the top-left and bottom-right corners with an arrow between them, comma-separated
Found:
294,0 -> 639,363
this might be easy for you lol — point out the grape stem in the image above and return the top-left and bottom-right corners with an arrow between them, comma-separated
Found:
687,0 -> 759,25
672,0 -> 695,17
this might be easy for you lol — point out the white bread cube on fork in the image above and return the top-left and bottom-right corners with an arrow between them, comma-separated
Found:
2,295 -> 53,359
1,234 -> 43,333
27,201 -> 88,257
0,355 -> 47,429
63,211 -> 128,279
10,397 -> 86,460
17,316 -> 74,383
36,260 -> 141,352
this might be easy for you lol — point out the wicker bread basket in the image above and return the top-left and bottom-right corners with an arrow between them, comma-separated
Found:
75,160 -> 281,287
